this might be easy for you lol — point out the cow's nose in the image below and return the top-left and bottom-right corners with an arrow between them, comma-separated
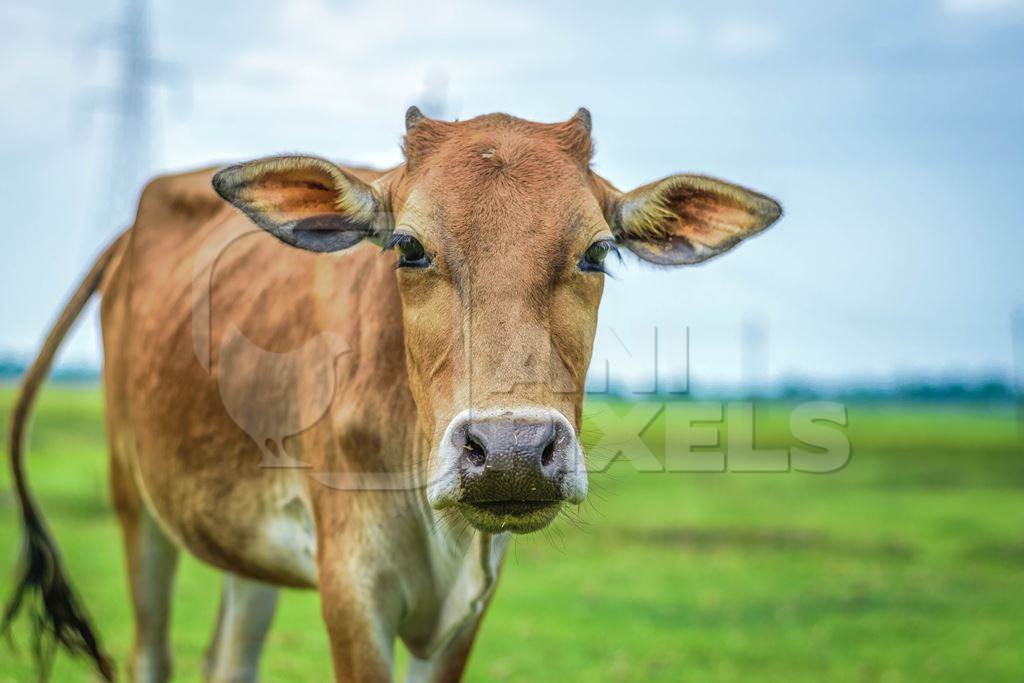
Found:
427,408 -> 588,514
454,411 -> 581,504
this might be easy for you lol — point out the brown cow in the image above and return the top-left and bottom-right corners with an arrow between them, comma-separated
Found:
4,108 -> 781,682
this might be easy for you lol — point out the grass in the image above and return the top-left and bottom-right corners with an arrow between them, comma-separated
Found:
1,386 -> 1022,681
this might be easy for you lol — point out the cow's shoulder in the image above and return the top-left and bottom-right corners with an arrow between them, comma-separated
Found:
135,165 -> 226,229
335,163 -> 389,184
133,162 -> 388,228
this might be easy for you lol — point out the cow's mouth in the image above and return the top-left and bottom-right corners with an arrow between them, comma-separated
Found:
460,500 -> 561,534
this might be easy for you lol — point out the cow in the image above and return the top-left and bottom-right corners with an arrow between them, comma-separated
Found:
4,108 -> 781,682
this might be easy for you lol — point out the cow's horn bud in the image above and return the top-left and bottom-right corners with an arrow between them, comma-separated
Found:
406,106 -> 426,131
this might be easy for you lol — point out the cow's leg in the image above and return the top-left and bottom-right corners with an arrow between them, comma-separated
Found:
405,616 -> 485,683
204,573 -> 280,683
321,598 -> 395,682
111,460 -> 179,683
318,555 -> 396,681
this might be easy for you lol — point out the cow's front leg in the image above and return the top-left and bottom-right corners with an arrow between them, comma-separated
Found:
204,573 -> 279,683
318,548 -> 399,682
320,584 -> 396,681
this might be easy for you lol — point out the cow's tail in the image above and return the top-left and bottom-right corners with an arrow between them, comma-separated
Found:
2,235 -> 125,682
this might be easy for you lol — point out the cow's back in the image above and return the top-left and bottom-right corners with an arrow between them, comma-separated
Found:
99,164 -> 414,586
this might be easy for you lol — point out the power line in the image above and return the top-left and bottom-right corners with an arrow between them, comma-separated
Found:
82,0 -> 186,238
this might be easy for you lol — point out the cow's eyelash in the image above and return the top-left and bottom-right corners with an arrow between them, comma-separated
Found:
384,233 -> 408,249
579,238 -> 620,274
384,233 -> 432,269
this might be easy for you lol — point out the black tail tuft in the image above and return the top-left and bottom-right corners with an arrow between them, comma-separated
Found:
2,499 -> 115,682
4,236 -> 122,681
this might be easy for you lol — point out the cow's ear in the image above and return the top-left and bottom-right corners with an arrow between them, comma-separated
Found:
213,155 -> 387,253
606,174 -> 782,265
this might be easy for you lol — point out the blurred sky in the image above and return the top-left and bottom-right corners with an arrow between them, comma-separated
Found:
2,0 -> 1023,390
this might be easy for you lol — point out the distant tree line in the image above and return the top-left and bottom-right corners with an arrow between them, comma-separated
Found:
593,376 -> 1020,404
770,379 -> 1017,403
1,354 -> 1019,403
0,355 -> 99,384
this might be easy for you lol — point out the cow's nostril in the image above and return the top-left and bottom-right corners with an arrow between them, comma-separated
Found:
541,437 -> 556,467
431,408 -> 588,515
464,434 -> 487,467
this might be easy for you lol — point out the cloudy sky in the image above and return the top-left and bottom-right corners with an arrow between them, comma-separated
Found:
2,0 -> 1023,390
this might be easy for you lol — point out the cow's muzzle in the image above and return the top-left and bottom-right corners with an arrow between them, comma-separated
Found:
427,408 -> 587,533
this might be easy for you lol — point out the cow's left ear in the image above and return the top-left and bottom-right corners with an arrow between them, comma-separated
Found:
213,155 -> 388,253
605,174 -> 782,265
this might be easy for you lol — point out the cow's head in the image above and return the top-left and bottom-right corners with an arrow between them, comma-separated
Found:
213,109 -> 781,534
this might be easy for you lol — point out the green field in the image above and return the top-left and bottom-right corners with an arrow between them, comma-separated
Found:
1,387 -> 1022,681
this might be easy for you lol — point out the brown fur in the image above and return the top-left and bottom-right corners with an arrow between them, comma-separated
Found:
5,109 -> 781,682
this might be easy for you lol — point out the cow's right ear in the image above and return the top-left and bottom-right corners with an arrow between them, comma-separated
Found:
213,155 -> 387,253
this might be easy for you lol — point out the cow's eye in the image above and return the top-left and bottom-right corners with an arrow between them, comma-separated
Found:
579,239 -> 617,273
385,233 -> 432,269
